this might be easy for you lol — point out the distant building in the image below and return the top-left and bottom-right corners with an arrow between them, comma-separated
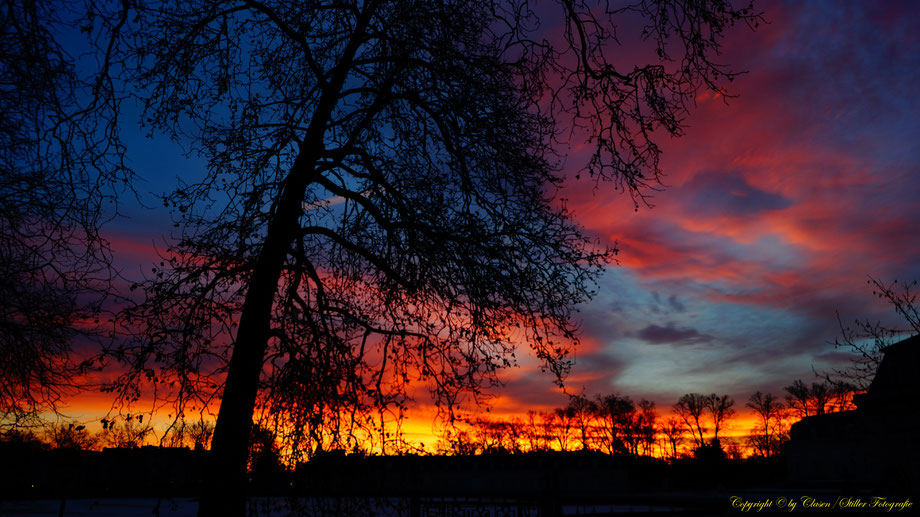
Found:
785,334 -> 920,494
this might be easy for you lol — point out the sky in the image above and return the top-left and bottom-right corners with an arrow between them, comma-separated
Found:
56,0 -> 920,443
521,0 -> 920,410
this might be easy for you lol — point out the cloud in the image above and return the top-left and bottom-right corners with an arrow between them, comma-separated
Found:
681,171 -> 792,217
667,295 -> 686,313
636,323 -> 713,346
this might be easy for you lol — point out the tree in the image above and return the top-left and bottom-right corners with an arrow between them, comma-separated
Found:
783,380 -> 814,418
660,416 -> 684,461
86,1 -> 761,515
100,414 -> 153,449
636,399 -> 658,456
47,421 -> 98,450
567,394 -> 597,450
161,416 -> 215,449
0,0 -> 130,426
705,393 -> 734,442
745,391 -> 785,457
522,410 -> 548,452
594,393 -> 635,455
552,406 -> 576,452
674,393 -> 708,449
471,417 -> 507,454
824,277 -> 920,390
248,424 -> 284,482
436,425 -> 477,456
0,427 -> 46,448
722,438 -> 743,460
783,379 -> 851,419
506,416 -> 525,454
539,411 -> 558,452
188,418 -> 216,451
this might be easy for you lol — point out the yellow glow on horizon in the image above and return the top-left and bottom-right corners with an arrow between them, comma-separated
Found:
37,385 -> 798,461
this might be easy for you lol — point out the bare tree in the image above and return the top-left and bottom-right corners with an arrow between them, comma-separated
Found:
594,393 -> 635,455
47,421 -> 98,450
567,394 -> 597,450
824,278 -> 920,390
745,391 -> 785,457
522,410 -> 547,452
539,411 -> 557,452
660,416 -> 684,461
506,417 -> 525,454
0,0 -> 131,426
783,379 -> 852,419
160,416 -> 215,450
783,380 -> 813,418
722,438 -> 744,460
436,425 -> 477,456
637,399 -> 658,456
67,1 -> 762,514
472,417 -> 508,454
552,406 -> 576,452
161,419 -> 188,448
674,393 -> 708,448
705,393 -> 735,441
100,414 -> 153,449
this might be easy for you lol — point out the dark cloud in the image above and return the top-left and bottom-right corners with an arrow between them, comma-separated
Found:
636,323 -> 713,346
648,292 -> 687,314
574,351 -> 627,377
668,295 -> 686,313
683,171 -> 792,216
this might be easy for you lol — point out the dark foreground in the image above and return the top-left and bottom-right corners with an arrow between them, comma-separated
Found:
0,444 -> 914,515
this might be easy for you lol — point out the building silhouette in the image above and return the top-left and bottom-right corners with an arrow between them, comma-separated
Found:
785,334 -> 920,494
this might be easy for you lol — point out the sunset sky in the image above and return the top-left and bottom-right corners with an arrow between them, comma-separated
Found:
58,0 -> 920,444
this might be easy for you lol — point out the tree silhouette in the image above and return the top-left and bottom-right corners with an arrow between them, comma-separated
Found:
523,410 -> 548,452
674,393 -> 734,453
567,394 -> 597,450
636,398 -> 658,456
783,379 -> 852,419
100,414 -> 153,449
539,410 -> 558,452
60,0 -> 764,514
161,416 -> 215,450
472,417 -> 507,454
552,406 -> 577,452
705,393 -> 734,442
745,391 -> 785,457
248,424 -> 284,480
0,0 -> 131,426
428,393 -> 668,457
824,278 -> 920,390
437,425 -> 477,456
48,422 -> 98,450
594,393 -> 635,455
660,416 -> 684,460
674,393 -> 708,448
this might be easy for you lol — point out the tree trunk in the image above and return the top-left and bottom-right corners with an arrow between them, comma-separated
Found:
196,9 -> 373,515
197,153 -> 314,517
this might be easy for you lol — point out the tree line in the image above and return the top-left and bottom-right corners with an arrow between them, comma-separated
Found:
0,375 -> 859,466
0,414 -> 213,452
436,382 -> 856,461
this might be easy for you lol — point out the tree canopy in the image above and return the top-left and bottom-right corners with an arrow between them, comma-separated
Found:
0,0 -> 131,425
2,1 -> 760,515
